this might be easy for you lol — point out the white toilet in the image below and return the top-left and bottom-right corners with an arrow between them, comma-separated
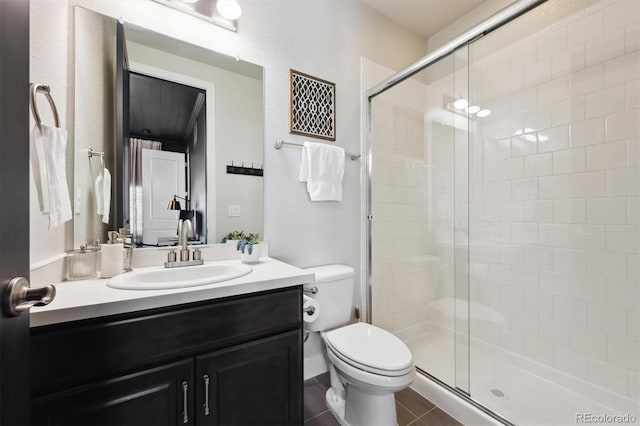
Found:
303,265 -> 415,426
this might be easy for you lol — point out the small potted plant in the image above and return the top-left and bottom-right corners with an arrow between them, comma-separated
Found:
236,233 -> 261,264
221,230 -> 245,245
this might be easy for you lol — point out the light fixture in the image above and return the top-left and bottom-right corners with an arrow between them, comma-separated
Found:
466,105 -> 481,114
153,0 -> 239,32
167,195 -> 189,211
216,0 -> 242,20
444,96 -> 491,120
452,98 -> 469,110
515,127 -> 549,143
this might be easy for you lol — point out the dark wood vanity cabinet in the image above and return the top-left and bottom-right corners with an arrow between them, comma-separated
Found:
31,360 -> 194,425
195,332 -> 300,425
30,287 -> 303,426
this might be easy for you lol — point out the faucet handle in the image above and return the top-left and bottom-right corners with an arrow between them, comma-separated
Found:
167,249 -> 177,263
193,248 -> 202,261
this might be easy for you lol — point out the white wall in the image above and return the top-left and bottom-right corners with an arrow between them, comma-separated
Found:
29,0 -> 427,275
426,0 -> 511,54
30,0 -> 72,267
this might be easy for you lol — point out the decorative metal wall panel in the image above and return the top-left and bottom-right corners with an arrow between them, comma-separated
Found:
289,69 -> 336,141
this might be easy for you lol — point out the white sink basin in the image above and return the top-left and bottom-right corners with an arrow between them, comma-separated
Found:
107,263 -> 253,290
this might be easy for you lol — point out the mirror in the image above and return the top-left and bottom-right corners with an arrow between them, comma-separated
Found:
73,7 -> 264,248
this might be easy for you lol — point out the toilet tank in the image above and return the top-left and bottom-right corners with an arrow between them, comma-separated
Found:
303,264 -> 354,332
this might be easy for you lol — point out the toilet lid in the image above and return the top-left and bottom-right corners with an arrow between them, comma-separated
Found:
324,323 -> 412,373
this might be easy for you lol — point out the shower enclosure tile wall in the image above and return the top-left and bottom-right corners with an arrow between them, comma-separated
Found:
469,0 -> 638,401
369,0 -> 639,424
371,53 -> 463,389
370,76 -> 436,334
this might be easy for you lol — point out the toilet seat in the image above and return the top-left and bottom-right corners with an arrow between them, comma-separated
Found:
325,344 -> 416,392
323,323 -> 413,377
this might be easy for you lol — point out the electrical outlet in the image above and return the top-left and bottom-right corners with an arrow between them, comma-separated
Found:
228,205 -> 240,217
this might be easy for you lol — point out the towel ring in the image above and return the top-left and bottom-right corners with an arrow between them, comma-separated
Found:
30,83 -> 60,131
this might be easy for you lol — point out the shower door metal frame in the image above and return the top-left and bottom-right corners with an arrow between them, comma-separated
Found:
364,0 -> 548,424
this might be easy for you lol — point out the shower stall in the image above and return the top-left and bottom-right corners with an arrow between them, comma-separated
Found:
366,0 -> 639,424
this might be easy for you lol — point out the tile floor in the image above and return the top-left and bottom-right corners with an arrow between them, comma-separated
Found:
304,373 -> 462,426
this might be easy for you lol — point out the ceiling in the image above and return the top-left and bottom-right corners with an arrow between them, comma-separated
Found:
359,0 -> 487,39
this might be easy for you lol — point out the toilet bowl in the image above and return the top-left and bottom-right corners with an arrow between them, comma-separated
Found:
303,265 -> 415,426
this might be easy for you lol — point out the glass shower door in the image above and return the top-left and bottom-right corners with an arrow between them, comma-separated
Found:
369,47 -> 471,394
370,0 -> 639,424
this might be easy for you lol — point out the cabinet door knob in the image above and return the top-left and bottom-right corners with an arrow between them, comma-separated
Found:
203,374 -> 210,416
182,381 -> 189,424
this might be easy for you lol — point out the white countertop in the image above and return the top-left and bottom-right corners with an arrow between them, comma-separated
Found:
31,257 -> 315,327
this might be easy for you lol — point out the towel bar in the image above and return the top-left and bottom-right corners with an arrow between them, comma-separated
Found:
29,83 -> 60,131
274,140 -> 361,160
88,148 -> 105,169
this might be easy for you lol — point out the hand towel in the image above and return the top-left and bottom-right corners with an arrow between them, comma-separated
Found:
39,125 -> 72,229
299,141 -> 345,201
95,171 -> 104,215
31,126 -> 50,213
299,145 -> 309,183
102,168 -> 111,224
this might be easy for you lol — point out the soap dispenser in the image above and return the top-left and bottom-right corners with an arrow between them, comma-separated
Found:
101,231 -> 124,278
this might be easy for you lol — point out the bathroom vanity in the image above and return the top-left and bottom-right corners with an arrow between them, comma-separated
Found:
29,258 -> 313,426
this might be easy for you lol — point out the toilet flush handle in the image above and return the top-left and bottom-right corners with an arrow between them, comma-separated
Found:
303,286 -> 318,295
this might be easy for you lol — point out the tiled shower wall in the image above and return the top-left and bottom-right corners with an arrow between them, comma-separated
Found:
468,0 -> 639,398
370,72 -> 443,334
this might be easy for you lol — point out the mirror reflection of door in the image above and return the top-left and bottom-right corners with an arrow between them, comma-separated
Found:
141,148 -> 185,245
128,72 -> 206,246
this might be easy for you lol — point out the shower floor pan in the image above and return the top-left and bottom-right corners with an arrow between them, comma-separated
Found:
400,326 -> 638,426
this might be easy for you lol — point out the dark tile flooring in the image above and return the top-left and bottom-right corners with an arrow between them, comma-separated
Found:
304,373 -> 462,426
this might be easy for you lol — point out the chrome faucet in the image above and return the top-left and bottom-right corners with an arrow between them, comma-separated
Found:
164,218 -> 204,268
178,219 -> 194,261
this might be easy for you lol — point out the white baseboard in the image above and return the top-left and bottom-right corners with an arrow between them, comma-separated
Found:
304,354 -> 328,381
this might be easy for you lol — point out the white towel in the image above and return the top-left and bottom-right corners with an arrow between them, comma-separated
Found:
31,126 -> 50,213
95,171 -> 104,215
101,168 -> 111,224
38,125 -> 72,229
299,141 -> 345,201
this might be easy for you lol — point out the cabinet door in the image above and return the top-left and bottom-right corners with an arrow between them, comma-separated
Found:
32,359 -> 194,426
195,331 -> 302,426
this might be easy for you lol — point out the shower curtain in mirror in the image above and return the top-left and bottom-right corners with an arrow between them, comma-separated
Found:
129,137 -> 162,244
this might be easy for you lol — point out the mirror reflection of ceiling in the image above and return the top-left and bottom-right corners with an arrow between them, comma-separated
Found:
129,72 -> 205,149
124,23 -> 262,79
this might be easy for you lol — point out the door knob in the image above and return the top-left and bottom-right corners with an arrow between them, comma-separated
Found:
4,277 -> 56,317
